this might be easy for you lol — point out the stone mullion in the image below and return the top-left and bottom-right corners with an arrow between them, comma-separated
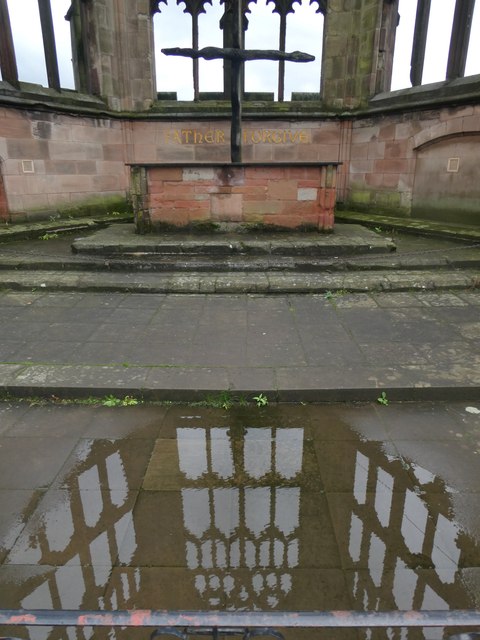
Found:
410,0 -> 431,86
266,0 -> 301,102
38,0 -> 61,90
375,0 -> 399,93
446,0 -> 476,80
0,0 -> 19,87
178,0 -> 214,101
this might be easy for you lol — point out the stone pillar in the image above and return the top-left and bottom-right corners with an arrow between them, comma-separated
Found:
321,0 -> 399,110
0,160 -> 8,221
69,0 -> 156,111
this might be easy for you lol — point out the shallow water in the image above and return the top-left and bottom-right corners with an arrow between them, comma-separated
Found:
0,401 -> 479,640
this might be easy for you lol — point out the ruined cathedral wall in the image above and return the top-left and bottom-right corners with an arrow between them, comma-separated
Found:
0,112 -> 343,222
0,106 -> 128,222
128,119 -> 342,165
345,103 -> 480,225
1,100 -> 479,226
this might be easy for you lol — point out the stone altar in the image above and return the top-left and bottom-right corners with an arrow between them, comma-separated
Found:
130,162 -> 339,233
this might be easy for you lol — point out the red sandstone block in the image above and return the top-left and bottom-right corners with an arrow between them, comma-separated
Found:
378,123 -> 396,141
324,188 -> 336,210
94,175 -> 126,191
243,201 -> 281,215
286,201 -> 318,216
245,167 -> 287,180
349,159 -> 374,174
150,167 -> 183,181
248,147 -> 274,164
384,139 -> 411,158
312,129 -> 341,146
351,125 -> 379,144
194,185 -> 223,194
75,160 -> 98,175
22,193 -> 49,210
440,105 -> 474,121
148,182 -> 167,194
188,213 -> 211,225
103,144 -> 125,161
382,173 -> 400,188
367,141 -> 386,159
148,200 -> 175,211
231,185 -> 267,197
445,118 -> 464,135
318,211 -> 334,231
0,119 -> 32,138
373,158 -> 409,174
161,186 -> 196,199
211,194 -> 243,221
318,188 -> 326,208
267,180 -> 297,201
394,121 -> 422,140
350,143 -> 369,158
242,178 -> 269,187
365,173 -> 384,187
263,214 -> 318,229
151,210 -> 190,226
242,193 -> 268,202
174,199 -> 211,210
297,180 -> 320,189
285,167 -> 309,180
213,167 -> 245,186
462,114 -> 480,130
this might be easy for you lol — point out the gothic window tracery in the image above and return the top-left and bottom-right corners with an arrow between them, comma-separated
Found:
152,0 -> 324,101
0,0 -> 74,89
392,0 -> 479,90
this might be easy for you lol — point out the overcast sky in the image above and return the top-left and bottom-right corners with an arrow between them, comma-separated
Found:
3,0 -> 480,100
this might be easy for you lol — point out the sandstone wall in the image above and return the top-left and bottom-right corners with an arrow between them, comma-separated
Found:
348,104 -> 480,222
0,107 -> 128,221
0,102 -> 479,226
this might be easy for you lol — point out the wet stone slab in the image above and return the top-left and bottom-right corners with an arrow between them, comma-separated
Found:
0,401 -> 479,640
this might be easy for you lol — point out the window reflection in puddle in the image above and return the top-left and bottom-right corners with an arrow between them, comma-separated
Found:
176,426 -> 304,609
1,407 -> 479,640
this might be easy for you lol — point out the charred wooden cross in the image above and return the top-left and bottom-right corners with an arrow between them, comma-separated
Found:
162,1 -> 314,163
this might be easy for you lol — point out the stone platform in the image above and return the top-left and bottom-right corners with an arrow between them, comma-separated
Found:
71,222 -> 395,257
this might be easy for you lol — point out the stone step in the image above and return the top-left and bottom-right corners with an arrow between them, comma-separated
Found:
1,250 -> 479,273
0,268 -> 476,294
71,223 -> 396,257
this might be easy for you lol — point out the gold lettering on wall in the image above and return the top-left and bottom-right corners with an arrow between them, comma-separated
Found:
164,128 -> 310,145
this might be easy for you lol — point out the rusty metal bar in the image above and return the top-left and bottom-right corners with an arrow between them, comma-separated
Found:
0,0 -> 19,87
278,11 -> 286,102
38,0 -> 61,90
1,610 -> 480,629
192,13 -> 200,101
230,0 -> 243,163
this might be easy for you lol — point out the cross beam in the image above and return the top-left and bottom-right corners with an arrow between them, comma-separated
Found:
162,4 -> 314,163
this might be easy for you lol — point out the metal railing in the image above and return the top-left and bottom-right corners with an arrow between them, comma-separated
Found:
1,610 -> 480,640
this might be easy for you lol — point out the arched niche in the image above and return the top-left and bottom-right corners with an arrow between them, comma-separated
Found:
412,132 -> 480,226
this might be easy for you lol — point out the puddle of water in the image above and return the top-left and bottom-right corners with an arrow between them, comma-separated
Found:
0,402 -> 479,640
